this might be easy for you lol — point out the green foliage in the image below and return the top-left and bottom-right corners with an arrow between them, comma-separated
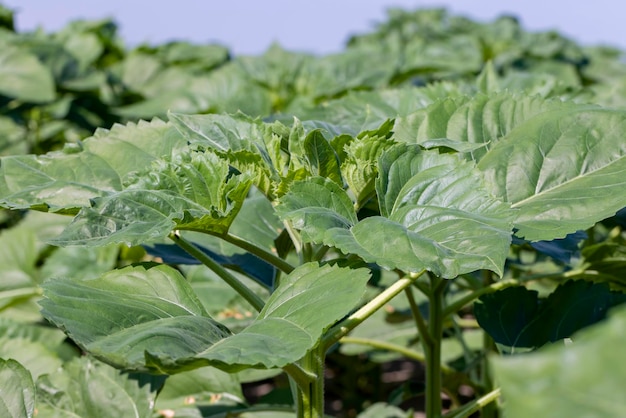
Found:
492,306 -> 626,417
0,4 -> 626,418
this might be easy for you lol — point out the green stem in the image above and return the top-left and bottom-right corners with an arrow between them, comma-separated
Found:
442,279 -> 518,318
339,337 -> 456,375
322,270 -> 426,350
405,285 -> 434,347
218,232 -> 295,274
298,345 -> 326,418
425,276 -> 446,418
169,232 -> 265,312
442,388 -> 501,418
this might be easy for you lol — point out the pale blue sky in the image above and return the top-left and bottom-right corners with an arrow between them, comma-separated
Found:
4,0 -> 624,55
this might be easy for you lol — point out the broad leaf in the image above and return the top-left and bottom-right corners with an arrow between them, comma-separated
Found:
0,118 -> 187,212
278,147 -> 514,278
492,305 -> 626,418
40,263 -> 369,374
478,106 -> 626,240
40,264 -> 231,371
0,359 -> 35,418
475,280 -> 626,353
395,93 -> 626,241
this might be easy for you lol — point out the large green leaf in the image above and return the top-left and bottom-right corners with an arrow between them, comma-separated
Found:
0,45 -> 55,103
50,152 -> 252,246
0,359 -> 35,418
40,263 -> 370,374
0,118 -> 186,212
394,93 -> 626,241
492,305 -> 626,417
40,264 -> 232,371
478,106 -> 626,240
36,357 -> 160,418
277,147 -> 514,278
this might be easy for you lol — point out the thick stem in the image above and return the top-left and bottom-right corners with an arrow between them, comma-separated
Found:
298,345 -> 326,418
322,271 -> 426,350
169,232 -> 265,312
425,276 -> 446,418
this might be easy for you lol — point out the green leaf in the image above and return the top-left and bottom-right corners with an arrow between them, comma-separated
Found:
40,264 -> 232,372
302,130 -> 342,185
393,92 -> 576,161
50,152 -> 252,246
276,177 -> 358,243
278,147 -> 514,278
41,263 -> 370,374
0,45 -> 55,103
154,367 -> 244,411
36,357 -> 160,418
492,305 -> 626,417
475,280 -> 626,353
178,262 -> 371,372
0,359 -> 35,418
0,118 -> 186,212
169,112 -> 279,196
478,106 -> 626,240
394,93 -> 626,241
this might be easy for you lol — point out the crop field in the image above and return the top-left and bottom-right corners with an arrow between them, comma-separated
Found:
0,4 -> 625,418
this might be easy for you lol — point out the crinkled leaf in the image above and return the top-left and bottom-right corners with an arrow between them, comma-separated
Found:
50,152 -> 252,246
0,359 -> 34,418
302,130 -> 342,185
341,135 -> 397,206
169,112 -> 279,196
0,119 -> 186,212
36,357 -> 160,418
41,263 -> 369,374
492,305 -> 626,418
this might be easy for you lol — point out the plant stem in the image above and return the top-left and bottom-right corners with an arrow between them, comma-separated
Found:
169,231 -> 265,312
442,279 -> 518,318
425,276 -> 446,418
442,388 -> 501,418
322,270 -> 426,350
298,345 -> 326,418
218,232 -> 295,274
338,337 -> 457,375
405,285 -> 434,347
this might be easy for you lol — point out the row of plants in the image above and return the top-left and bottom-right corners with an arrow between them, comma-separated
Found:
1,4 -> 626,417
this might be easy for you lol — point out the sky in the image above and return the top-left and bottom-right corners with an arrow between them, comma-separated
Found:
4,0 -> 625,56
